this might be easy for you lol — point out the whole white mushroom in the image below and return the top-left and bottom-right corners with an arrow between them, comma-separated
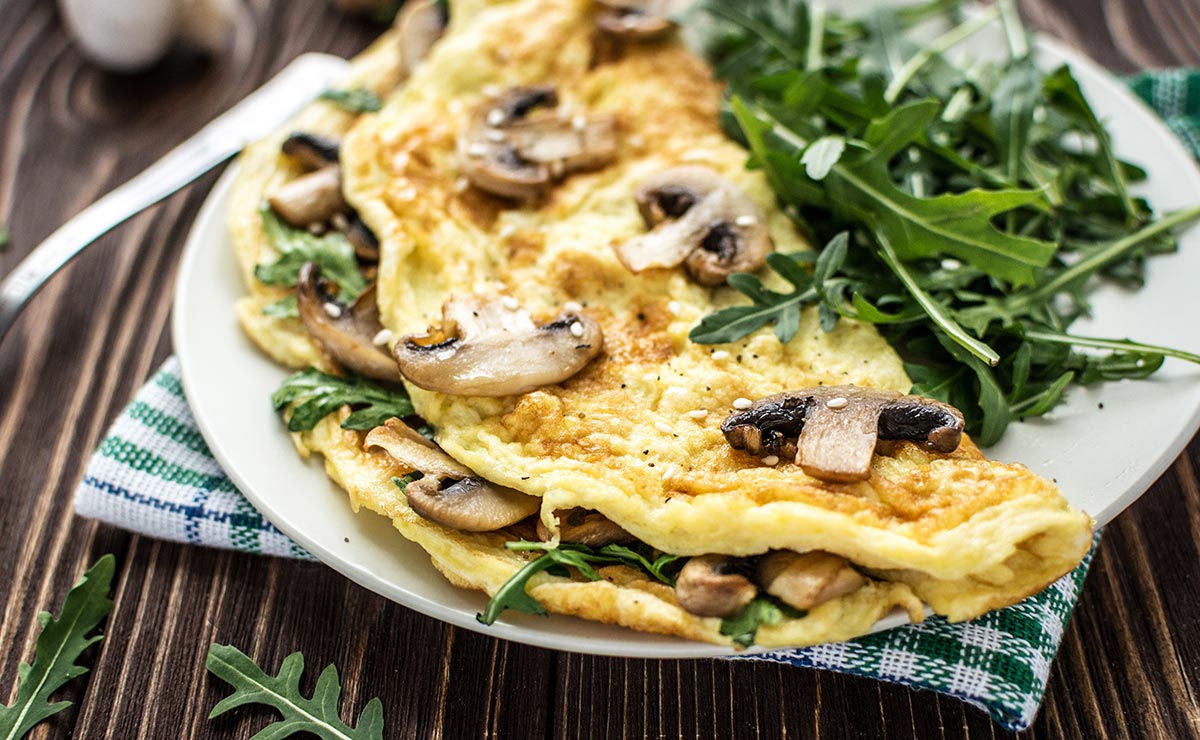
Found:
57,0 -> 238,72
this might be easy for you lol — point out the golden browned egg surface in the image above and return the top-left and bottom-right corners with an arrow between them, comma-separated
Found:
233,0 -> 1094,647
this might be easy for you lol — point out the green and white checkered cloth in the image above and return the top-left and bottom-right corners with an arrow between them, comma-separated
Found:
72,70 -> 1200,731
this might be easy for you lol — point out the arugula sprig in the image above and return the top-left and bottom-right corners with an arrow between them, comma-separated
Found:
689,0 -> 1200,444
720,596 -> 806,649
477,541 -> 684,625
273,369 -> 414,432
256,206 -> 367,318
318,87 -> 383,114
206,644 -> 384,740
0,555 -> 115,740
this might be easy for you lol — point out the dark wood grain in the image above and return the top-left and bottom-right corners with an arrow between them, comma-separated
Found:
1,1 -> 1199,738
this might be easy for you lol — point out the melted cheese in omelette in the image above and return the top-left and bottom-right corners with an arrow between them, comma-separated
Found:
235,0 -> 1093,647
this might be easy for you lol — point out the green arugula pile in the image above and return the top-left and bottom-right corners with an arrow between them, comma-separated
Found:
256,206 -> 367,319
207,644 -> 384,739
319,87 -> 384,114
688,0 -> 1200,444
273,369 -> 414,432
0,556 -> 115,740
477,541 -> 683,625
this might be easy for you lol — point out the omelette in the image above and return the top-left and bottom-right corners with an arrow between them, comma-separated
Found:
231,0 -> 1094,648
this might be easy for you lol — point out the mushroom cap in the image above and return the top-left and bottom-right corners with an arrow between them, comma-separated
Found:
721,386 -> 965,482
267,165 -> 346,227
281,132 -> 340,170
395,0 -> 448,75
365,418 -> 472,480
393,294 -> 604,397
296,263 -> 401,383
537,508 -> 637,547
366,419 -> 541,532
594,0 -> 690,39
674,555 -> 758,618
404,475 -> 541,532
616,165 -> 772,286
457,86 -> 618,201
756,551 -> 866,611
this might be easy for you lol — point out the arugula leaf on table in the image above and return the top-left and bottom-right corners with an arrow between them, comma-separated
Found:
0,555 -> 115,740
318,87 -> 383,114
273,369 -> 414,432
256,206 -> 367,311
720,597 -> 806,649
206,644 -> 384,740
477,542 -> 684,625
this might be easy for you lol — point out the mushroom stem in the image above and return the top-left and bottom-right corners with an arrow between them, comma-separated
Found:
674,555 -> 758,618
756,551 -> 867,611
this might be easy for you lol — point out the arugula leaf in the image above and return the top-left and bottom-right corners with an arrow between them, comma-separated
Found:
690,0 -> 1200,442
319,87 -> 383,114
273,369 -> 414,432
256,206 -> 367,304
262,295 -> 299,319
720,597 -> 806,648
477,542 -> 684,625
0,224 -> 9,251
0,555 -> 115,740
206,644 -> 383,740
392,472 -> 424,492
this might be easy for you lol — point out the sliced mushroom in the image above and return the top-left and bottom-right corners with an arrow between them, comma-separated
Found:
345,211 -> 380,262
267,165 -> 346,227
296,262 -> 401,382
721,386 -> 965,482
393,293 -> 604,396
536,508 -> 637,547
395,0 -> 448,74
756,551 -> 867,611
674,555 -> 757,618
281,132 -> 340,170
595,0 -> 689,39
615,166 -> 772,286
365,419 -> 541,532
458,86 -> 618,201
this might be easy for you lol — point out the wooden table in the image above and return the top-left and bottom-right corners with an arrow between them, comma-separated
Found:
2,1 -> 1198,737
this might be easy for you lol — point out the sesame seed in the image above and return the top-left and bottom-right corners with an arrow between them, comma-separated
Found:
667,300 -> 681,316
447,100 -> 465,114
467,143 -> 489,158
455,177 -> 471,192
941,258 -> 963,270
712,350 -> 730,361
572,114 -> 587,131
330,213 -> 349,231
498,224 -> 517,238
687,409 -> 708,419
306,222 -> 325,235
761,455 -> 780,467
373,329 -> 393,346
655,421 -> 674,434
396,186 -> 417,201
569,321 -> 584,337
502,296 -> 520,310
826,396 -> 849,409
732,397 -> 753,410
323,303 -> 343,318
392,151 -> 411,170
564,301 -> 583,313
486,108 -> 506,127
485,129 -> 507,142
482,84 -> 502,97
735,215 -> 757,227
436,348 -> 457,360
628,134 -> 645,148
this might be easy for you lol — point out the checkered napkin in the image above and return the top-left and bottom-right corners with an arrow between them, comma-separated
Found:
73,70 -> 1200,731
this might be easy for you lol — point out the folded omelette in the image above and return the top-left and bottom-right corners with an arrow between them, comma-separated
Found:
231,0 -> 1094,648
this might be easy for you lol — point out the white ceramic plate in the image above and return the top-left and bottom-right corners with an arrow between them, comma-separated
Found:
173,25 -> 1200,658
